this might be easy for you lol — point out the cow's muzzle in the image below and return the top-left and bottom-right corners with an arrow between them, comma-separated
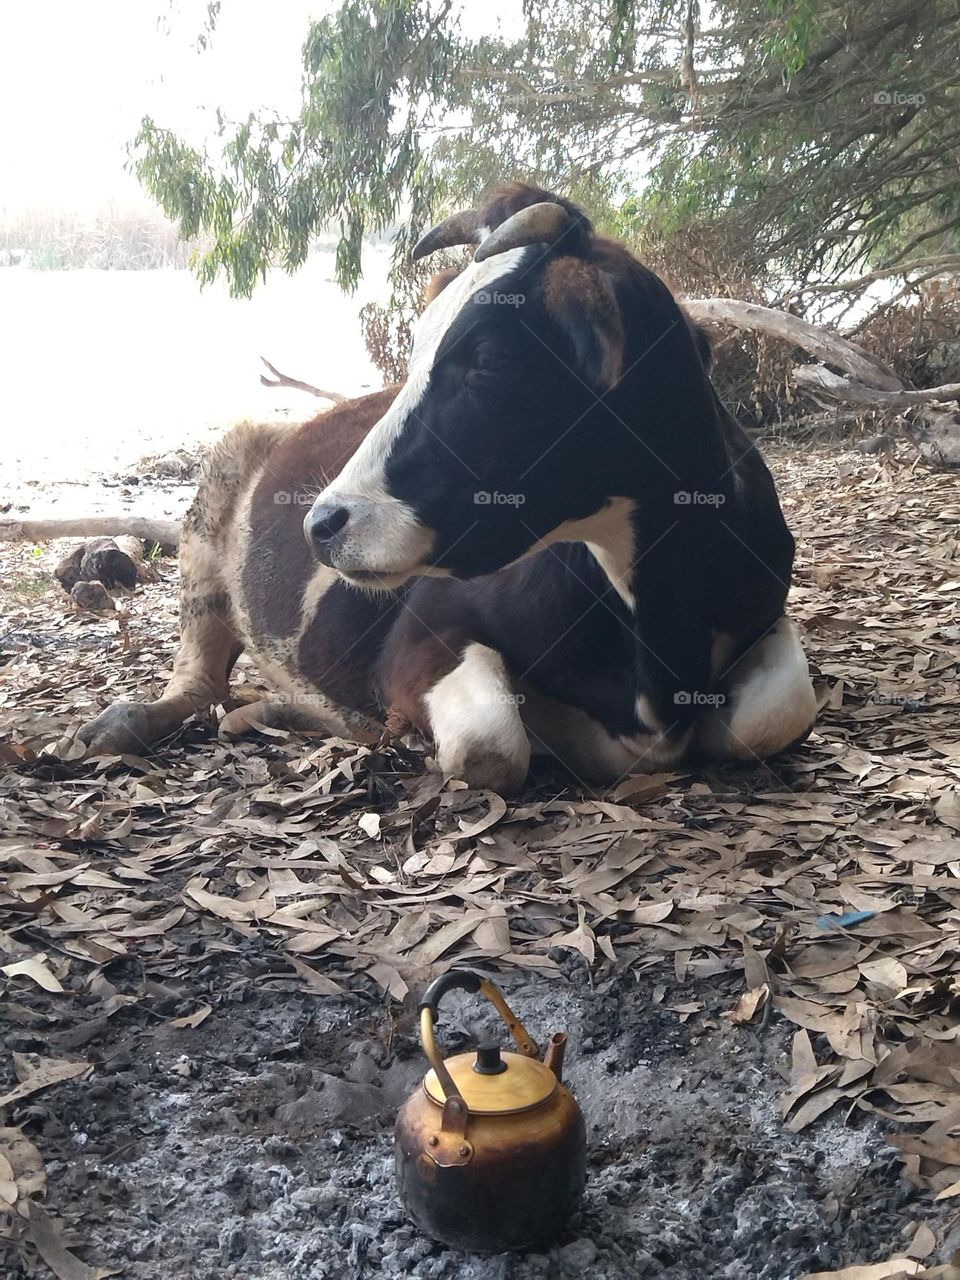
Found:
303,494 -> 438,588
303,503 -> 351,565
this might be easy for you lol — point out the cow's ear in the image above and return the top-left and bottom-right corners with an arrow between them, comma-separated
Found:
542,259 -> 624,392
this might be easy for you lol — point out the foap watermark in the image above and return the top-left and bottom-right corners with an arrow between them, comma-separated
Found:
274,490 -> 314,507
669,90 -> 735,110
874,90 -> 926,107
273,691 -> 328,708
674,690 -> 727,708
479,690 -> 526,708
474,490 -> 526,506
474,289 -> 525,308
869,691 -> 925,711
674,490 -> 726,507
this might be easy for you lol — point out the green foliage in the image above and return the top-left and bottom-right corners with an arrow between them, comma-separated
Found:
136,0 -> 460,293
135,0 -> 960,320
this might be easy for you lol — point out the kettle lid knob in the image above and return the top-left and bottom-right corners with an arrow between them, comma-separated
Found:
473,1042 -> 507,1076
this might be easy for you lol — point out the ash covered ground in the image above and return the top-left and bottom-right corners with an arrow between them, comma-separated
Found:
0,969 -> 946,1280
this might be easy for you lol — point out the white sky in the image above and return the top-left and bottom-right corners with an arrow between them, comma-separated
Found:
0,0 -> 522,216
0,1 -> 335,212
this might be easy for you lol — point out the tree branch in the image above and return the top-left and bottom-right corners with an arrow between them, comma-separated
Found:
0,517 -> 182,549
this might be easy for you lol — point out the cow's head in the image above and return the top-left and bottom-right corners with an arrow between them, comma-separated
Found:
304,183 -> 717,589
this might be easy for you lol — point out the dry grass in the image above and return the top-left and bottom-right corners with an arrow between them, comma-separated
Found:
0,206 -> 203,271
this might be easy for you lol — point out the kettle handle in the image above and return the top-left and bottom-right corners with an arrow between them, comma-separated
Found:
419,970 -> 540,1105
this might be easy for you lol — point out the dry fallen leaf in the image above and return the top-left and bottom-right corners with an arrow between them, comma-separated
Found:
27,1201 -> 117,1280
727,984 -> 769,1024
799,1260 -> 922,1279
0,1057 -> 90,1110
906,1224 -> 937,1261
286,955 -> 345,995
357,812 -> 381,839
858,957 -> 908,993
2,954 -> 65,993
169,1004 -> 212,1030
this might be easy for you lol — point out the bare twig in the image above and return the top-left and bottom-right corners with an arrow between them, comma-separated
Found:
259,357 -> 346,403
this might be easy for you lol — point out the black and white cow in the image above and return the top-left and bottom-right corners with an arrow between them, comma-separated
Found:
72,183 -> 815,794
302,183 -> 816,791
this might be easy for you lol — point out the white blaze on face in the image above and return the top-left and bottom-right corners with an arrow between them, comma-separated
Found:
308,247 -> 530,580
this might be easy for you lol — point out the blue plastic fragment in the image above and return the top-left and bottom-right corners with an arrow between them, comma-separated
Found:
815,909 -> 878,931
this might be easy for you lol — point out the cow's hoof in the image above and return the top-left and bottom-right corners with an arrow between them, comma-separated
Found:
442,746 -> 529,797
66,702 -> 166,757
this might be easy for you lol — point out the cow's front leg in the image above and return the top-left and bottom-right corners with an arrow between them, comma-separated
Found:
65,530 -> 243,757
384,639 -> 530,795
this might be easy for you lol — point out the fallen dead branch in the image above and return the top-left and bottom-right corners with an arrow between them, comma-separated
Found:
684,297 -> 903,391
792,366 -> 960,409
686,297 -> 959,443
0,517 -> 181,549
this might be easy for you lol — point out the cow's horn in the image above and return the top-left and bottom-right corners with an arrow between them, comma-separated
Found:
473,202 -> 573,263
411,209 -> 484,261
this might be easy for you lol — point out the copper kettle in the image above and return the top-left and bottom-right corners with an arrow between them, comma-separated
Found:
395,970 -> 586,1253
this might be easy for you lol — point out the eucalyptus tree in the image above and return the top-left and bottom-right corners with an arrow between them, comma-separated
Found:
136,0 -> 960,327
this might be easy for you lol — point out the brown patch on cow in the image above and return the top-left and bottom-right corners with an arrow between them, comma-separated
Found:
592,236 -> 713,371
541,257 -> 625,390
241,388 -> 399,640
423,266 -> 462,306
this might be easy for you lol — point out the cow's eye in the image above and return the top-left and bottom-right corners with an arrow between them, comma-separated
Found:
470,345 -> 512,376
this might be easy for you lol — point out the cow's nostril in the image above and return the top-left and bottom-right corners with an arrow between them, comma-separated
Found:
307,504 -> 350,544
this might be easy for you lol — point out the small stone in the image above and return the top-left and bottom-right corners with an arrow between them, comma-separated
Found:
54,543 -> 86,593
262,1135 -> 298,1157
557,1238 -> 599,1274
524,1255 -> 551,1277
398,1238 -> 433,1266
291,1184 -> 343,1211
856,433 -> 893,455
80,536 -> 140,589
70,580 -> 115,613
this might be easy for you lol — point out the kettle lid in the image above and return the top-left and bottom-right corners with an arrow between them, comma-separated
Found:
423,1045 -> 557,1115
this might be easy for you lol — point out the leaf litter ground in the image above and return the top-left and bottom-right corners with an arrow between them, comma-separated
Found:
1,441 -> 959,1279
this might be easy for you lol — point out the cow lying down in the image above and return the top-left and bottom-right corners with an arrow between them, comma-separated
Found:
72,183 -> 816,794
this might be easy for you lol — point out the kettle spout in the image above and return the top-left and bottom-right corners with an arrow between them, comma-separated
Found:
543,1032 -> 568,1083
